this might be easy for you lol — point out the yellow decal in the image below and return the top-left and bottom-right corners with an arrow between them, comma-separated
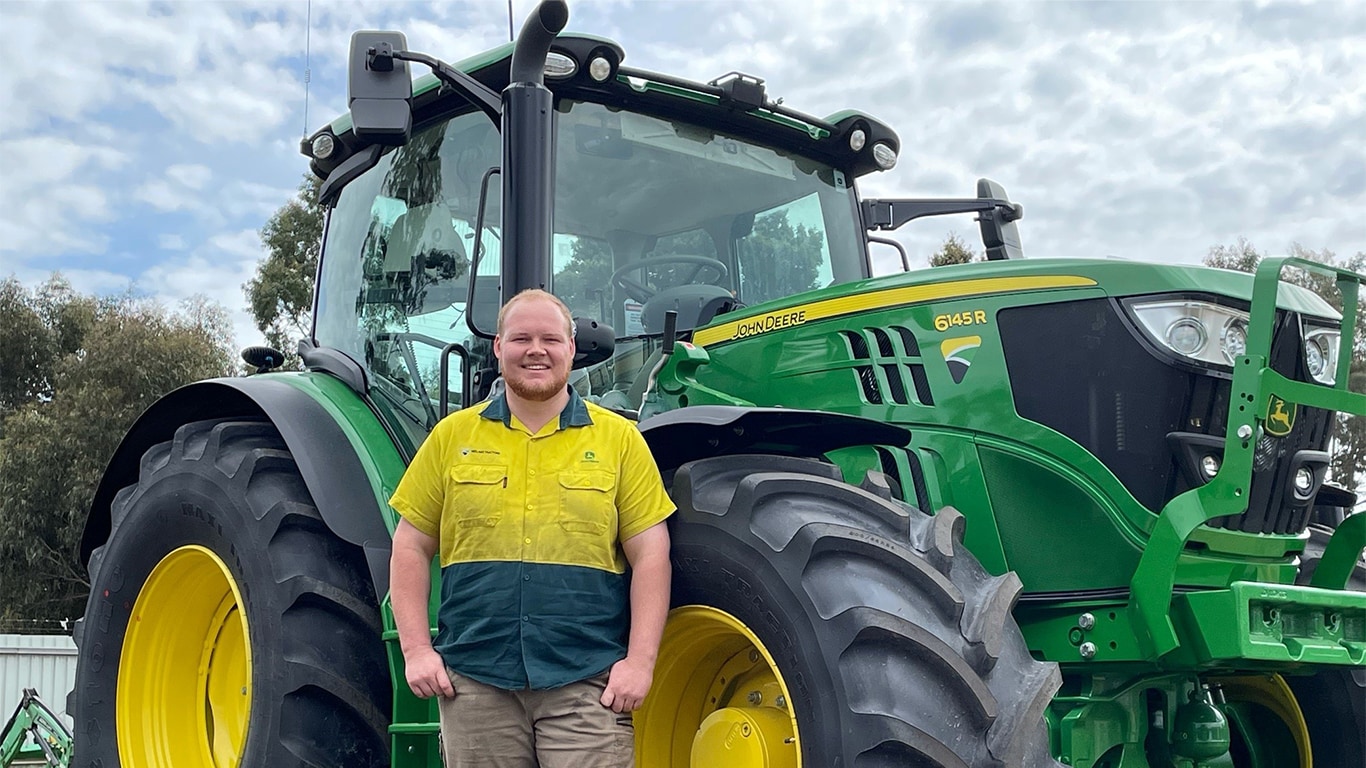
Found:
693,275 -> 1096,347
1265,395 -> 1296,437
941,336 -> 982,384
934,309 -> 988,332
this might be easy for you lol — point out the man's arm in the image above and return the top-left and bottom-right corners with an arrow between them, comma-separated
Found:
391,518 -> 455,699
600,521 -> 671,713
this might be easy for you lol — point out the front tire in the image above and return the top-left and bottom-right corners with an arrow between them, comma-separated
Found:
638,454 -> 1062,767
1286,524 -> 1366,767
71,419 -> 390,767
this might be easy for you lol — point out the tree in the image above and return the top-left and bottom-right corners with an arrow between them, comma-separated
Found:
1203,237 -> 1263,273
1202,240 -> 1366,494
737,211 -> 824,301
555,237 -> 615,322
244,174 -> 324,365
930,232 -> 980,267
0,279 -> 235,628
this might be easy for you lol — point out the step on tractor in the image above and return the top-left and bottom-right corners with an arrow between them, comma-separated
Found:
68,2 -> 1364,766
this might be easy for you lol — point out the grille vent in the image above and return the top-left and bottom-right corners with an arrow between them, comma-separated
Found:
840,325 -> 934,406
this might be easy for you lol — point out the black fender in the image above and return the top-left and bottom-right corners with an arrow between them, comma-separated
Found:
80,377 -> 395,594
637,405 -> 911,475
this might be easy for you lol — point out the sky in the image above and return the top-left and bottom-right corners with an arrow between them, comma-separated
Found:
2,0 -> 1363,351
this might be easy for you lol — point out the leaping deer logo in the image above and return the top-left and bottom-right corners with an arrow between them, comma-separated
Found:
1266,397 -> 1295,436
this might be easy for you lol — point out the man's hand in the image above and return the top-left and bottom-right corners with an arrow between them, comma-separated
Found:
404,645 -> 455,699
600,655 -> 654,713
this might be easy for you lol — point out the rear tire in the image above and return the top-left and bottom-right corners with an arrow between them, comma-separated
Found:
1287,524 -> 1366,767
660,454 -> 1062,767
70,419 -> 390,767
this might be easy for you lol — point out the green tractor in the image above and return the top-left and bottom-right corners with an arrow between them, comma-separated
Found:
68,2 -> 1364,766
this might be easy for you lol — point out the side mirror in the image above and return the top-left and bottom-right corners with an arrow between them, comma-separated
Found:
348,31 -> 413,146
977,178 -> 1025,260
573,317 -> 615,370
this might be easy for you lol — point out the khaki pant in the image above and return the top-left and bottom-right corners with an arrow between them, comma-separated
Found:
439,668 -> 634,768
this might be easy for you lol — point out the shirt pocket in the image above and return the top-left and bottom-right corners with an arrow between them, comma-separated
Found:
446,464 -> 507,529
558,470 -> 616,536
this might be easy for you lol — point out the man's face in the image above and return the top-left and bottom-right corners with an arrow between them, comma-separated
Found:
494,298 -> 575,402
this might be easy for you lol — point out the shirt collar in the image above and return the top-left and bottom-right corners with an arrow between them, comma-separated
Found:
479,387 -> 594,430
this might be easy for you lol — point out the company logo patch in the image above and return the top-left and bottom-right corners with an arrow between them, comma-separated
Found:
941,336 -> 982,384
583,450 -> 598,463
1265,395 -> 1296,437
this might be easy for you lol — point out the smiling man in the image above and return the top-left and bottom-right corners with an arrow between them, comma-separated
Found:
388,289 -> 675,768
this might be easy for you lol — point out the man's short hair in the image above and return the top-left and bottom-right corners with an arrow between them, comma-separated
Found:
496,289 -> 575,338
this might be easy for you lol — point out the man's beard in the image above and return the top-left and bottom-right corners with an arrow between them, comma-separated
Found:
504,369 -> 569,402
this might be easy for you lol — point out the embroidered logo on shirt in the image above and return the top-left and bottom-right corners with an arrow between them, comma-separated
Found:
460,448 -> 501,456
583,451 -> 598,463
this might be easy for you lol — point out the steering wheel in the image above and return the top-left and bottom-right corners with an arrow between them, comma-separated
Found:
609,254 -> 729,302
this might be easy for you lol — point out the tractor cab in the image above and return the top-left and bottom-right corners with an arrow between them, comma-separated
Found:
311,32 -> 891,444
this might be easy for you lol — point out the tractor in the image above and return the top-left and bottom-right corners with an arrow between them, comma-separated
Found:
68,1 -> 1364,766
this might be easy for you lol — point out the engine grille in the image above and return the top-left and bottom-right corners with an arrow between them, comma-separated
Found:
999,298 -> 1330,537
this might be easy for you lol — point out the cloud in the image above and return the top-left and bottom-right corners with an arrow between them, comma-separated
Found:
136,229 -> 267,350
3,0 -> 1363,360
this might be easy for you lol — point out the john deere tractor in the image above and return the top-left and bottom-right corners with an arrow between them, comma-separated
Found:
69,2 -> 1364,766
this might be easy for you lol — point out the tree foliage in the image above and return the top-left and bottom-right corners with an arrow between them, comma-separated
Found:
930,232 -> 981,267
554,211 -> 824,325
1202,240 -> 1366,493
0,276 -> 235,626
244,174 -> 324,366
737,211 -> 824,300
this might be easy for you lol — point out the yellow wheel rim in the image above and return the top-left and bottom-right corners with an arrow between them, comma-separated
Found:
118,545 -> 252,767
1212,674 -> 1311,768
635,606 -> 800,768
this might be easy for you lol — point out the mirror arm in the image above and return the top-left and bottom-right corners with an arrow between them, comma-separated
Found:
391,50 -> 503,124
862,198 -> 1023,232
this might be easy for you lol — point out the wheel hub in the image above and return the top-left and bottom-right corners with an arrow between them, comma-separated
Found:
117,544 -> 252,767
636,605 -> 800,768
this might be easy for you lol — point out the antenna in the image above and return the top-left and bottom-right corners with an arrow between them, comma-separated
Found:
302,0 -> 313,138
507,0 -> 514,42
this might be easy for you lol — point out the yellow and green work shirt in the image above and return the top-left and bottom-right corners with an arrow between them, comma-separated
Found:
389,389 -> 675,690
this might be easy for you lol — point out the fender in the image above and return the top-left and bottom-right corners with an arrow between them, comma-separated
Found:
637,405 -> 911,475
79,374 -> 405,596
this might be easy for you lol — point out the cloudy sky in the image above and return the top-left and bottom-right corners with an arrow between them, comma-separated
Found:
2,0 -> 1362,350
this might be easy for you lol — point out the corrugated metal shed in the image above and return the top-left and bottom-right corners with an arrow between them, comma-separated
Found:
1,633 -> 77,725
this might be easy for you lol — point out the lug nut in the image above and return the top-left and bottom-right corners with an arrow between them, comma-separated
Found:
747,691 -> 762,705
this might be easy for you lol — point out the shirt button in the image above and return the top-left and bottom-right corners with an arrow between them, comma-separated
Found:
524,575 -> 531,582
526,503 -> 533,510
522,615 -> 530,622
524,537 -> 532,544
529,469 -> 535,476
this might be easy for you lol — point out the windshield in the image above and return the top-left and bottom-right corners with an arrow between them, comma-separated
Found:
315,99 -> 865,433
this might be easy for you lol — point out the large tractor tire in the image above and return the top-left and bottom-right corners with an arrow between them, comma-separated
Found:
1284,524 -> 1366,767
636,454 -> 1062,768
70,419 -> 390,767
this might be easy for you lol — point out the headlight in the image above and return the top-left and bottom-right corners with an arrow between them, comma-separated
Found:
1304,326 -> 1339,385
1130,300 -> 1251,367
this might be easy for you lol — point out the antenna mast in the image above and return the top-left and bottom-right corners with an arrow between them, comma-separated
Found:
302,0 -> 313,137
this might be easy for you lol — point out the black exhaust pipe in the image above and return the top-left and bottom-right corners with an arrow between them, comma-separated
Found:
501,0 -> 568,296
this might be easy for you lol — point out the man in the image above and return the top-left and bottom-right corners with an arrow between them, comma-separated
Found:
389,289 -> 674,768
